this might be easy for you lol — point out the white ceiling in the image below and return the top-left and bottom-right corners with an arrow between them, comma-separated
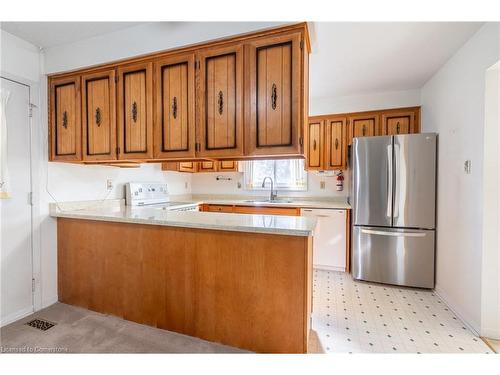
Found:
309,22 -> 483,98
0,21 -> 483,98
0,22 -> 148,48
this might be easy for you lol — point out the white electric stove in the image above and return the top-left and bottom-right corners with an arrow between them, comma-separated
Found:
125,182 -> 199,212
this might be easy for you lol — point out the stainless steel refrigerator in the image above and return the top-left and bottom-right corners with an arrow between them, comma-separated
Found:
351,133 -> 437,288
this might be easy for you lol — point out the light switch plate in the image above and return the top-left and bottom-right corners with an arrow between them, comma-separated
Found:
320,181 -> 326,189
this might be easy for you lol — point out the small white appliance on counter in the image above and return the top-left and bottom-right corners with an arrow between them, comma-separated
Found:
301,208 -> 347,272
125,182 -> 199,211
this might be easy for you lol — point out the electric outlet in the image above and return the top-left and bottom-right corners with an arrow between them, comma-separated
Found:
106,179 -> 113,191
184,182 -> 189,189
320,181 -> 326,189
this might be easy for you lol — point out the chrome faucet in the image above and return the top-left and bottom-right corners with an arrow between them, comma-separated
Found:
261,176 -> 278,201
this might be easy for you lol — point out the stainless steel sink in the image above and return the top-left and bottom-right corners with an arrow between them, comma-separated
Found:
244,199 -> 294,204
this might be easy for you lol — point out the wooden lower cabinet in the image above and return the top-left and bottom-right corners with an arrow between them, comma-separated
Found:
201,204 -> 300,216
57,218 -> 312,353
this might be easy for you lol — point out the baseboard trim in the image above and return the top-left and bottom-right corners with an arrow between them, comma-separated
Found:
0,306 -> 34,328
313,265 -> 346,272
434,286 -> 480,336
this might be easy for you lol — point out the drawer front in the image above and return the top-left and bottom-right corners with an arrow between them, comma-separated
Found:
207,205 -> 234,213
232,206 -> 300,216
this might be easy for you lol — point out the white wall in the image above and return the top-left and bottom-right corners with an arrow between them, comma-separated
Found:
1,29 -> 40,82
421,23 -> 500,334
309,89 -> 421,115
43,22 -> 283,74
481,62 -> 500,339
191,169 -> 349,199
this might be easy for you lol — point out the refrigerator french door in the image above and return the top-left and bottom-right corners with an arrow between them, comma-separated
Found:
351,133 -> 437,288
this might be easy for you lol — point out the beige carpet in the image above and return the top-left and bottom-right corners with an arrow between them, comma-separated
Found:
0,303 -> 246,353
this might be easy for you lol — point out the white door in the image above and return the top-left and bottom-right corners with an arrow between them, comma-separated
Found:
0,77 -> 33,325
301,208 -> 347,272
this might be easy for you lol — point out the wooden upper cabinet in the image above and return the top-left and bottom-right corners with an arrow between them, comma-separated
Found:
325,117 -> 347,170
197,44 -> 244,158
218,160 -> 238,172
82,70 -> 116,161
49,75 -> 81,161
154,53 -> 196,159
198,161 -> 218,172
381,110 -> 416,135
117,62 -> 153,160
307,120 -> 323,170
247,31 -> 303,156
348,114 -> 379,145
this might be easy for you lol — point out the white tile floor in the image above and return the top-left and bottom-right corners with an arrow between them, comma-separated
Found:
312,269 -> 493,353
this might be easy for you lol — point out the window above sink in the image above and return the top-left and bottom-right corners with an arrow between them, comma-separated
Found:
241,159 -> 307,191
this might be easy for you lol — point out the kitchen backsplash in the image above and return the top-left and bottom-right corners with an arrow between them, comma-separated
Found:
191,169 -> 350,198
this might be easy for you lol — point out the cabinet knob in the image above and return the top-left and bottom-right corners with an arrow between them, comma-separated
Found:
95,108 -> 102,127
172,97 -> 178,119
396,122 -> 400,134
271,83 -> 278,110
218,91 -> 224,115
62,111 -> 68,129
132,102 -> 138,123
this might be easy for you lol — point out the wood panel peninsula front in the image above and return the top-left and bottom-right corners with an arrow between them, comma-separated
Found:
52,206 -> 315,353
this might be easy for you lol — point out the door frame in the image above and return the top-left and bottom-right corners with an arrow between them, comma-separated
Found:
0,73 -> 41,324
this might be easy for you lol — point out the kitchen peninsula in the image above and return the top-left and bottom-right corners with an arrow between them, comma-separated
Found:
51,202 -> 316,353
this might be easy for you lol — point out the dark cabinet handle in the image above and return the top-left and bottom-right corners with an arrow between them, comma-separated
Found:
132,102 -> 138,123
172,97 -> 178,119
62,111 -> 68,129
271,83 -> 277,110
362,125 -> 366,136
313,140 -> 317,151
335,138 -> 339,150
95,108 -> 102,127
218,91 -> 224,115
396,122 -> 400,134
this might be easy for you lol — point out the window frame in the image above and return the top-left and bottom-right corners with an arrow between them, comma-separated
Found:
242,159 -> 308,191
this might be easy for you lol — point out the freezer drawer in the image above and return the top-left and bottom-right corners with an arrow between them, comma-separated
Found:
352,226 -> 435,288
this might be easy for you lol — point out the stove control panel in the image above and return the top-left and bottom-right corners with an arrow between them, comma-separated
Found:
126,182 -> 170,206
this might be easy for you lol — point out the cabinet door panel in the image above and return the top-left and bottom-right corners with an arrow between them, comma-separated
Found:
198,45 -> 243,157
117,63 -> 153,159
381,111 -> 415,135
325,118 -> 346,170
307,120 -> 322,170
155,54 -> 195,159
348,114 -> 378,145
50,76 -> 81,161
198,161 -> 217,172
247,32 -> 303,156
82,70 -> 116,160
218,160 -> 238,172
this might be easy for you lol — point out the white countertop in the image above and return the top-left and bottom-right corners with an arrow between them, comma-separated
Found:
178,194 -> 351,210
50,203 -> 317,237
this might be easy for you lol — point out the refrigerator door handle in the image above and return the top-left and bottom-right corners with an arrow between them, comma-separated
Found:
386,144 -> 393,218
360,229 -> 427,237
393,143 -> 401,219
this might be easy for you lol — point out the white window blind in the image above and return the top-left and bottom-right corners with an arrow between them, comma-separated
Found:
241,159 -> 307,191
